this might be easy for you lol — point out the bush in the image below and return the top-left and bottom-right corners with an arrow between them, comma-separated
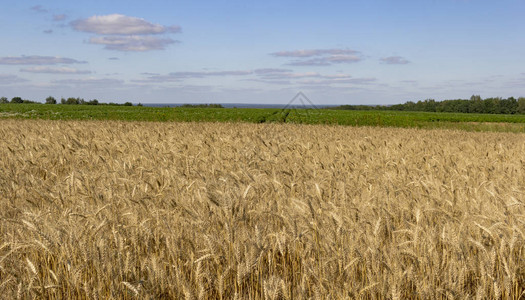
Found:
65,97 -> 81,105
11,97 -> 23,104
0,97 -> 8,104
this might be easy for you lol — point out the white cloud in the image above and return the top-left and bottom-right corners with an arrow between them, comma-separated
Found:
380,56 -> 410,64
20,66 -> 91,74
71,14 -> 181,35
89,36 -> 178,51
0,55 -> 86,65
0,74 -> 29,85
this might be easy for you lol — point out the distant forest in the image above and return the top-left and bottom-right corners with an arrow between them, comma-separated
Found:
0,96 -> 135,106
333,95 -> 525,114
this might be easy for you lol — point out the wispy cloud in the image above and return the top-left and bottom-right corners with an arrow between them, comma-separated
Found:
170,71 -> 253,78
380,56 -> 410,64
298,77 -> 377,85
71,14 -> 181,35
244,79 -> 292,85
30,5 -> 47,13
0,55 -> 86,65
258,71 -> 321,80
256,70 -> 375,86
253,68 -> 292,74
108,57 -> 119,60
53,78 -> 124,86
43,29 -> 53,34
287,55 -> 362,66
0,74 -> 29,85
135,70 -> 253,82
89,36 -> 178,51
271,48 -> 359,57
53,14 -> 67,21
271,48 -> 363,66
20,66 -> 91,74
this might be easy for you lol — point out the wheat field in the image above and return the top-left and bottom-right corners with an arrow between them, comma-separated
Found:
1,119 -> 524,299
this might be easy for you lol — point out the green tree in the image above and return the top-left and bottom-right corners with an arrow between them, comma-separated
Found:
517,97 -> 525,114
45,96 -> 57,104
469,95 -> 483,113
0,97 -> 8,104
11,97 -> 23,104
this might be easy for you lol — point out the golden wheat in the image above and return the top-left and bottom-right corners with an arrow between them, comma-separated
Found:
0,119 -> 525,299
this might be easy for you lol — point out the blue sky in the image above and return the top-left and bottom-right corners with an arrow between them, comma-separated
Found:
0,0 -> 524,104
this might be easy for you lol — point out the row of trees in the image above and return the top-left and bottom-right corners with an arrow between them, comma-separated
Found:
0,96 -> 134,106
0,96 -> 40,104
333,96 -> 525,114
389,96 -> 525,114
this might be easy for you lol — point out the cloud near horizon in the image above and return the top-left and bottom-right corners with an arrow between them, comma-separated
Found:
20,66 -> 91,74
0,55 -> 86,65
53,78 -> 124,86
271,48 -> 359,57
133,70 -> 253,83
271,48 -> 363,66
0,74 -> 29,85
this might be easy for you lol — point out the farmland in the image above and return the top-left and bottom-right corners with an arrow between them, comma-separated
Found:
1,119 -> 524,298
2,103 -> 525,132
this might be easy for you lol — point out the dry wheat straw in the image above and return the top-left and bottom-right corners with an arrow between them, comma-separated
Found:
0,119 -> 524,298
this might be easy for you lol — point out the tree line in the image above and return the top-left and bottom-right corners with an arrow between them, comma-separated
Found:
0,96 -> 136,106
333,95 -> 525,114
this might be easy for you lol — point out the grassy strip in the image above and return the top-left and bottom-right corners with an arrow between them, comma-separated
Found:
2,103 -> 525,132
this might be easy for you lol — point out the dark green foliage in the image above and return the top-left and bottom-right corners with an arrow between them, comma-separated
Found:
10,97 -> 23,104
64,97 -> 82,105
45,96 -> 57,104
9,97 -> 39,104
0,97 -> 8,104
333,95 -> 525,114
